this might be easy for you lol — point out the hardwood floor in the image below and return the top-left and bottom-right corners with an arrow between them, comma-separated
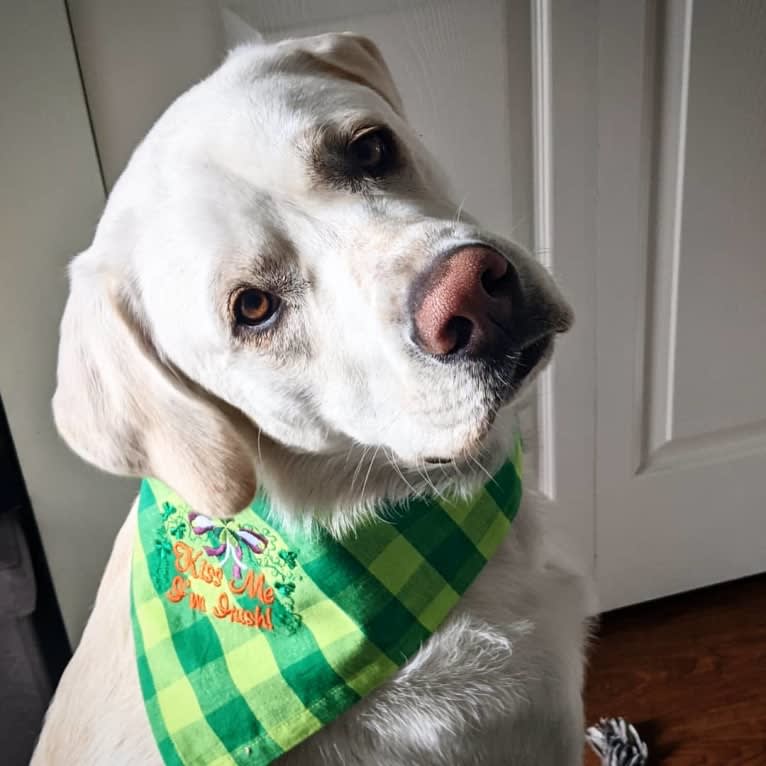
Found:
584,574 -> 766,765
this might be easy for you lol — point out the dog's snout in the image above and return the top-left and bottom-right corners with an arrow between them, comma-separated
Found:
411,245 -> 518,358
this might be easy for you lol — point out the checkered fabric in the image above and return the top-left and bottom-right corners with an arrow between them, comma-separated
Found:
131,437 -> 523,766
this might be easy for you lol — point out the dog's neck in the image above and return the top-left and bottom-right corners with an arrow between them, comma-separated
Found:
251,406 -> 520,538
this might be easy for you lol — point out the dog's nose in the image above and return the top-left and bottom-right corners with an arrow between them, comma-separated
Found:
411,245 -> 517,358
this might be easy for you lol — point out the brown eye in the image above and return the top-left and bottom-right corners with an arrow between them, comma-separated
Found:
347,127 -> 396,176
233,288 -> 280,326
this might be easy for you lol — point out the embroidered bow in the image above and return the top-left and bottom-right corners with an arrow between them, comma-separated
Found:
189,511 -> 268,580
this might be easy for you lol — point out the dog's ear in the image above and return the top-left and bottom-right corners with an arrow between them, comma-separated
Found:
287,32 -> 404,116
52,251 -> 256,518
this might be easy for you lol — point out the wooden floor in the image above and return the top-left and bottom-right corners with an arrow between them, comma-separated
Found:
584,574 -> 766,765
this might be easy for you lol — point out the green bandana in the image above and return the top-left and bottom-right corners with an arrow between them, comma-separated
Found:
131,438 -> 523,766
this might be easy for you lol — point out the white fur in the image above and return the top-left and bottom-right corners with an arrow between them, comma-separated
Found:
34,33 -> 589,765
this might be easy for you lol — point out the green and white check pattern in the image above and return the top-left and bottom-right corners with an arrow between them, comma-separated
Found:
131,438 -> 523,765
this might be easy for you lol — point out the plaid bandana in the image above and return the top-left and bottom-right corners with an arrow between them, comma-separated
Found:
130,438 -> 523,766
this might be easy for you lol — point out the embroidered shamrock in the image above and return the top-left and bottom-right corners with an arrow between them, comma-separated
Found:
188,512 -> 268,580
152,502 -> 188,590
276,608 -> 303,634
274,581 -> 295,598
278,550 -> 298,569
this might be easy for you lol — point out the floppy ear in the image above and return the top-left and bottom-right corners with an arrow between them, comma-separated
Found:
287,32 -> 404,116
52,251 -> 256,518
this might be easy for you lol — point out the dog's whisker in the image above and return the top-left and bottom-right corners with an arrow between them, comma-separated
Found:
349,444 -> 372,499
385,446 -> 419,497
359,443 -> 383,500
415,456 -> 449,502
256,427 -> 264,464
506,212 -> 531,241
453,193 -> 468,225
469,453 -> 499,489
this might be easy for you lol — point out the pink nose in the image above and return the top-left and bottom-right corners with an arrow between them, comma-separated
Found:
411,245 -> 516,357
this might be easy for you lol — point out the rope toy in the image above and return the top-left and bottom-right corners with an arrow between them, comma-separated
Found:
586,717 -> 649,766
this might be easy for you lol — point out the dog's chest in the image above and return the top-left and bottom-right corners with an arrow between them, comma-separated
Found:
282,516 -> 588,765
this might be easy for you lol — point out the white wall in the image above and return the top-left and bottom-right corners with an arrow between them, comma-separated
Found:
0,1 -> 138,643
68,0 -> 226,189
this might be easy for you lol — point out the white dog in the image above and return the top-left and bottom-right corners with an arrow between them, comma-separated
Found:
33,33 -> 589,765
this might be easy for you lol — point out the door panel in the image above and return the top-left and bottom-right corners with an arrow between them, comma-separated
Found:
672,0 -> 766,441
596,0 -> 766,609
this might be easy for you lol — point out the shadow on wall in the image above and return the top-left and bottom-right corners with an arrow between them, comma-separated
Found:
0,396 -> 71,766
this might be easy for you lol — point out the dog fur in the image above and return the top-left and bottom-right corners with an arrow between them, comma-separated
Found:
33,33 -> 590,765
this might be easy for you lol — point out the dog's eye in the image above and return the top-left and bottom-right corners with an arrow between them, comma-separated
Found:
233,288 -> 280,326
347,127 -> 396,177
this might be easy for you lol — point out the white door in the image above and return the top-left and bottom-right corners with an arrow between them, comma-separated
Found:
594,0 -> 766,609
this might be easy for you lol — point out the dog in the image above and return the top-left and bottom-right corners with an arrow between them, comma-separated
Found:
33,33 -> 590,765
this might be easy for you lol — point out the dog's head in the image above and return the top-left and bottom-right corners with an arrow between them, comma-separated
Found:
53,33 -> 572,522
